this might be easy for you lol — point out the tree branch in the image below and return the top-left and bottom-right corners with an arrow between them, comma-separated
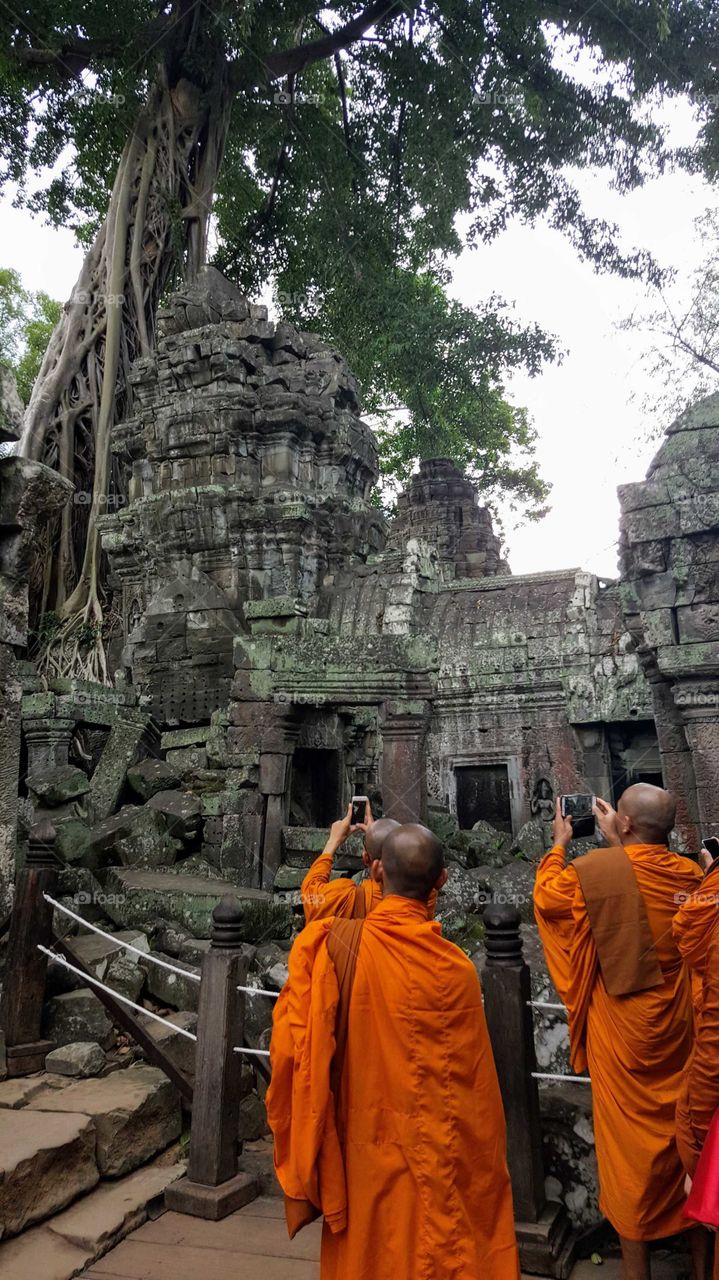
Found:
10,18 -> 170,80
236,0 -> 408,85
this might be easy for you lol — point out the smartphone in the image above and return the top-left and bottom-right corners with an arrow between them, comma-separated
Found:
351,795 -> 368,826
703,836 -> 719,862
560,794 -> 595,840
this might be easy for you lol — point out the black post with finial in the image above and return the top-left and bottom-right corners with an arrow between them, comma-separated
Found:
0,819 -> 59,1076
165,895 -> 259,1220
483,902 -> 576,1278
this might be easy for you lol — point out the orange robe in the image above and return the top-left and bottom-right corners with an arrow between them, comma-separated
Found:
673,873 -> 719,1178
534,843 -> 702,1242
301,851 -> 381,921
267,894 -> 520,1280
302,852 -> 437,922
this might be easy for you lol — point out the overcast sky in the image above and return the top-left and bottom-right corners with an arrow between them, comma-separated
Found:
2,97 -> 716,580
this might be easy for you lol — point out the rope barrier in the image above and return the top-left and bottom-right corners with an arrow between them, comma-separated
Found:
532,1072 -> 591,1083
36,945 -> 199,1041
239,984 -> 280,999
234,1045 -> 271,1058
528,1001 -> 566,1012
44,895 -> 201,983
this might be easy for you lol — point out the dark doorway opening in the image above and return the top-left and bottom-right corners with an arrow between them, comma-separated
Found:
608,723 -> 663,804
456,764 -> 512,832
290,748 -> 341,826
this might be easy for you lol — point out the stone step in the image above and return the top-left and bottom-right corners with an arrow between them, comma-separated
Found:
0,1107 -> 99,1236
0,1154 -> 185,1279
26,1063 -> 182,1177
100,867 -> 291,940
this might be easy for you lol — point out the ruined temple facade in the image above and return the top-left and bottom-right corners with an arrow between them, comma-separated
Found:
65,264 -> 714,893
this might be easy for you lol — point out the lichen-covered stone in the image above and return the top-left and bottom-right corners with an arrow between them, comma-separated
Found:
45,1042 -> 106,1079
126,758 -> 181,800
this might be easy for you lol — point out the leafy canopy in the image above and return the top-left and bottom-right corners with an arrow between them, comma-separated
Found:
0,267 -> 61,403
4,0 -> 719,506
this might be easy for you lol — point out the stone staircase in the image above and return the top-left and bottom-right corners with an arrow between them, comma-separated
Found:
0,1063 -> 186,1280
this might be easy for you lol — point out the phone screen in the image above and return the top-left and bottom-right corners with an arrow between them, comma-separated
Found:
351,796 -> 367,825
703,837 -> 719,862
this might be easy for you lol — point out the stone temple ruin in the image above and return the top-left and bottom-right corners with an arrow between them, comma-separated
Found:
1,266 -> 718,1251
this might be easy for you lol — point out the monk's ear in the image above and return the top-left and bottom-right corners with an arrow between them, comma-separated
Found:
435,867 -> 448,892
369,858 -> 383,885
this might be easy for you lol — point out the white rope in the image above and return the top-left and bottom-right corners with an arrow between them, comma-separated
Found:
44,895 -> 201,983
528,1001 -> 566,1012
532,1072 -> 591,1083
238,984 -> 280,999
37,945 -> 198,1041
234,1046 -> 271,1058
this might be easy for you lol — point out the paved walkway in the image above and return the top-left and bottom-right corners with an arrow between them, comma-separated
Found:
81,1195 -> 321,1279
80,1196 -> 692,1280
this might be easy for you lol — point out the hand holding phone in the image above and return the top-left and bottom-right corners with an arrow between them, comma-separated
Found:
351,795 -> 368,826
559,794 -> 596,841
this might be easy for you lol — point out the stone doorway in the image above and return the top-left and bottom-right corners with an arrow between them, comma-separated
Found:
289,748 -> 342,827
608,723 -> 663,804
455,764 -> 513,833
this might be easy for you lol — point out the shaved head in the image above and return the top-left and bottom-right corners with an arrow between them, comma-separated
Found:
380,823 -> 445,902
364,817 -> 400,862
618,783 -> 676,845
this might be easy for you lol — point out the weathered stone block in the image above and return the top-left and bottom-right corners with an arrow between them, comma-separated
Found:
87,804 -> 179,870
139,951 -> 200,1012
27,1064 -> 181,1177
45,1041 -> 106,1078
101,867 -> 293,940
147,789 -> 202,840
43,989 -> 115,1050
0,1109 -> 99,1235
126,758 -> 181,800
26,766 -> 90,807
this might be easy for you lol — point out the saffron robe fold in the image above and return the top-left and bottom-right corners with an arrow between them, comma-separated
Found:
534,843 -> 702,1242
302,852 -> 437,923
673,871 -> 719,1178
301,852 -> 380,922
267,894 -> 520,1280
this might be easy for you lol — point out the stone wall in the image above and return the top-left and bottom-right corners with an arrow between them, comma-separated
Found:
0,369 -> 72,911
619,394 -> 719,848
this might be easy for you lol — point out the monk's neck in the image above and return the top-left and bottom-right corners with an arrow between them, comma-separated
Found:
376,893 -> 430,919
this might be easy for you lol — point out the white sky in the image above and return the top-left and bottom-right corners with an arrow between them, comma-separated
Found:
1,97 -> 715,580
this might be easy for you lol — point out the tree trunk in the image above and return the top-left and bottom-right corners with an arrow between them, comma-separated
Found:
20,64 -> 232,681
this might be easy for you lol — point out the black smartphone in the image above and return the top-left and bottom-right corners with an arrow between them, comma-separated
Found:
560,793 -> 595,840
351,795 -> 368,825
703,836 -> 719,862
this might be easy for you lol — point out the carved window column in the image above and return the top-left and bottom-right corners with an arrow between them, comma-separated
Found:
257,710 -> 300,889
23,716 -> 75,773
675,680 -> 719,839
380,700 -> 430,823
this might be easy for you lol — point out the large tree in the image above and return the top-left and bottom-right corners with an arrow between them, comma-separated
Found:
4,0 -> 719,676
623,208 -> 719,427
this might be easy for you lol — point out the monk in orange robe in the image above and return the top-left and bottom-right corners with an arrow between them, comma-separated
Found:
301,801 -> 399,922
673,849 -> 719,1275
534,785 -> 705,1280
268,823 -> 520,1280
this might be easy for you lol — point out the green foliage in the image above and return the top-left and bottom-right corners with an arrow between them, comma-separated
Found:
5,0 -> 719,501
16,292 -> 61,403
623,208 -> 719,429
0,267 -> 61,402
